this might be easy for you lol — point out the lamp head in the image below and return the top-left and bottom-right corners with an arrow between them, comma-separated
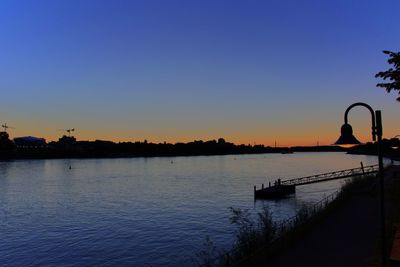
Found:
334,123 -> 361,146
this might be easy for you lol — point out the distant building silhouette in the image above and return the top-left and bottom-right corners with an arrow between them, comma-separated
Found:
47,135 -> 77,151
14,136 -> 47,148
57,135 -> 77,145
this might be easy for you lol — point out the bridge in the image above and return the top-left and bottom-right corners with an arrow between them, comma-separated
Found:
254,163 -> 379,199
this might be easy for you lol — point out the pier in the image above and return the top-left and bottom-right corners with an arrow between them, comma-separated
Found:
254,163 -> 379,199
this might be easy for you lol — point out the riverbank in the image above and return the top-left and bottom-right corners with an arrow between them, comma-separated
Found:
243,164 -> 400,267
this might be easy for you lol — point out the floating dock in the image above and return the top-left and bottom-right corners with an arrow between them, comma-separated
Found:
254,163 -> 379,199
254,183 -> 295,199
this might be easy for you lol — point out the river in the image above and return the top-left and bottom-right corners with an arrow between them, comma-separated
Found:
0,152 -> 383,266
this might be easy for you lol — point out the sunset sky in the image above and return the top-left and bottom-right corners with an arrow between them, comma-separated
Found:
0,0 -> 399,146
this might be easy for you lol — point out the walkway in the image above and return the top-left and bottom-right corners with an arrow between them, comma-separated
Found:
267,195 -> 379,267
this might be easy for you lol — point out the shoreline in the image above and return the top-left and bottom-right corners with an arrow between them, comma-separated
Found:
212,165 -> 400,267
0,146 -> 346,161
0,150 -> 346,161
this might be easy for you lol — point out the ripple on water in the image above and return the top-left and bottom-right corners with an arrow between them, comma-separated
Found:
0,153 -> 384,266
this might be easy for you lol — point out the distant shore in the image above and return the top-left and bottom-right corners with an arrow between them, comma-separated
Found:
2,134 -> 399,161
0,137 -> 346,160
0,146 -> 346,161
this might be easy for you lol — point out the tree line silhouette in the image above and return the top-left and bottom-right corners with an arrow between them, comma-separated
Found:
0,134 -> 347,159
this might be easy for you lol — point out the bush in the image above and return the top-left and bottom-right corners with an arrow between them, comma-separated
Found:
229,207 -> 260,257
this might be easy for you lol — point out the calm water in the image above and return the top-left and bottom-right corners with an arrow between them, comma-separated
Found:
0,152 -> 382,266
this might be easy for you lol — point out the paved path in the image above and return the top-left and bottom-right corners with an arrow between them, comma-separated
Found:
257,165 -> 400,267
267,195 -> 379,267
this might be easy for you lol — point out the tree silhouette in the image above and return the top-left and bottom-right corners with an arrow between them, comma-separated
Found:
375,50 -> 400,101
0,132 -> 15,151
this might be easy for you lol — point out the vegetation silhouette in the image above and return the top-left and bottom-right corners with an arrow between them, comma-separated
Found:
0,134 -> 347,160
375,50 -> 400,101
347,137 -> 400,160
0,132 -> 15,151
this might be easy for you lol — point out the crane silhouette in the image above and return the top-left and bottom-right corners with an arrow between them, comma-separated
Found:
58,128 -> 75,137
1,123 -> 14,133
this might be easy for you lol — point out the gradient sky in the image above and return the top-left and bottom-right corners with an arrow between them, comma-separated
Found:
0,0 -> 399,146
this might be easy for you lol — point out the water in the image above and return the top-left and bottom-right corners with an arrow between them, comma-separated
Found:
0,152 -> 382,266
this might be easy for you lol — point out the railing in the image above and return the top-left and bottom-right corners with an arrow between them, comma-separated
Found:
281,164 -> 379,186
274,190 -> 341,236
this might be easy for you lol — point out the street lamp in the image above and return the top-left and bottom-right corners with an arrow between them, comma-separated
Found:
335,102 -> 386,267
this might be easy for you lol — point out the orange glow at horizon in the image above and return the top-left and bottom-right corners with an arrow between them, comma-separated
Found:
4,101 -> 399,148
6,124 -> 396,148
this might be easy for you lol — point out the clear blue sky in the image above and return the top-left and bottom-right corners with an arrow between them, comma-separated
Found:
1,0 -> 399,145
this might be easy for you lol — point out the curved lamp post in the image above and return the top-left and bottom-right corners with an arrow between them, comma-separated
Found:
335,102 -> 386,266
334,102 -> 377,145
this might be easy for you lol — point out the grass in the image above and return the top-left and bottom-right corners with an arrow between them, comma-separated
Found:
194,206 -> 277,267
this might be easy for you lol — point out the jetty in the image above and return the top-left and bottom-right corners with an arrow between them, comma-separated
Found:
254,163 -> 379,199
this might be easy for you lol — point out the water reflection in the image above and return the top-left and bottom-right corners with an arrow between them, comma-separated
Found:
0,153 -> 385,266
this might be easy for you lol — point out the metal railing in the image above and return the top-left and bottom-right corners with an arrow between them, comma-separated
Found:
281,164 -> 379,186
274,190 -> 341,236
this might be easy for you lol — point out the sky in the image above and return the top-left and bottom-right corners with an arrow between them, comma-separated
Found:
0,0 -> 399,146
